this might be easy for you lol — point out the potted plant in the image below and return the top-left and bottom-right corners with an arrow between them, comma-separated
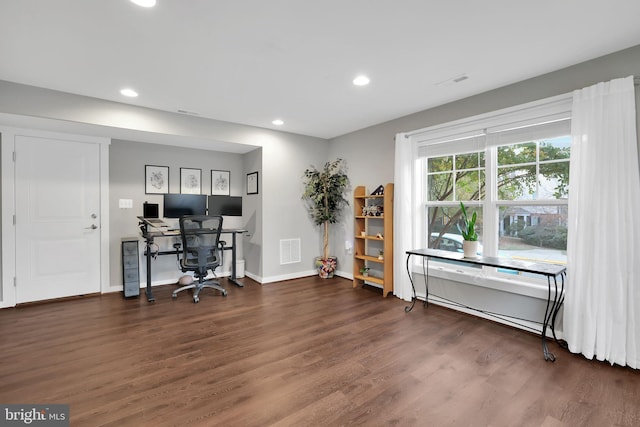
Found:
302,158 -> 350,278
359,266 -> 370,277
457,201 -> 479,258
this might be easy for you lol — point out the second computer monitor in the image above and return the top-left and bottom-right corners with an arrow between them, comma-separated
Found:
208,195 -> 242,216
163,194 -> 207,218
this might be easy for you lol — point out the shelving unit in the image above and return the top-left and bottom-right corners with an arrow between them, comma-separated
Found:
353,183 -> 394,297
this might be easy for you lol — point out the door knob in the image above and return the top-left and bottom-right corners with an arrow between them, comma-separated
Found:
85,224 -> 98,230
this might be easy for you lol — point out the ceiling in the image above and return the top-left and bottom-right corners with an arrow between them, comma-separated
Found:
2,0 -> 640,140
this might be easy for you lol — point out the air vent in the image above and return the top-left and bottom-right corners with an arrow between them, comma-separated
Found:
177,109 -> 200,116
436,73 -> 469,87
280,238 -> 301,265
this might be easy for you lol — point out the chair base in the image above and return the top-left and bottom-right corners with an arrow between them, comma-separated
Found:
172,279 -> 227,303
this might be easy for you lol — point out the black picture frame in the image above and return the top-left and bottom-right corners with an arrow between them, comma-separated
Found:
211,170 -> 230,195
180,167 -> 202,194
145,165 -> 169,194
246,171 -> 259,195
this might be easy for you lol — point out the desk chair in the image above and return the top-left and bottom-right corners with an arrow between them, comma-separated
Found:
173,215 -> 227,303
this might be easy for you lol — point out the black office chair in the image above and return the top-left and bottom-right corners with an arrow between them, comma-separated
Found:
173,215 -> 227,303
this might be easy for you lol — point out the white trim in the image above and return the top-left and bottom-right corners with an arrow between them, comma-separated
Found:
408,92 -> 572,143
261,270 -> 317,284
0,129 -> 16,308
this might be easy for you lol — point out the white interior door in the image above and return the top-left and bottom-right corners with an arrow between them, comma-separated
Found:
15,135 -> 101,303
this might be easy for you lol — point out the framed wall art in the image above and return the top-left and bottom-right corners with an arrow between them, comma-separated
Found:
246,171 -> 259,195
145,165 -> 169,194
211,170 -> 230,195
180,167 -> 202,194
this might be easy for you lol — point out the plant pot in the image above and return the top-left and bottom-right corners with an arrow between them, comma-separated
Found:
315,256 -> 338,279
463,240 -> 479,258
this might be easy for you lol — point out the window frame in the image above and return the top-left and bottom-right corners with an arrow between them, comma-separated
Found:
408,93 -> 573,296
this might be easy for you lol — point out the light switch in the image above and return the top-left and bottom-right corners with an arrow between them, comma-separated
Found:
345,240 -> 353,254
119,199 -> 133,209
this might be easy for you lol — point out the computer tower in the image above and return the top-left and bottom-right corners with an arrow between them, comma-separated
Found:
121,237 -> 140,298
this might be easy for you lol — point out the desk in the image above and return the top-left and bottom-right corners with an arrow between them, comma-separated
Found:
405,248 -> 566,361
140,222 -> 247,303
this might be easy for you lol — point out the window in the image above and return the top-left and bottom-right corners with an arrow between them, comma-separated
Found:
414,95 -> 572,286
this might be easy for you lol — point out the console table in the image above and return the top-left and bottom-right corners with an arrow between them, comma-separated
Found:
405,248 -> 566,361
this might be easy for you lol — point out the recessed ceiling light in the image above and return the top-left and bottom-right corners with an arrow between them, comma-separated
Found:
272,119 -> 284,126
353,75 -> 370,86
120,88 -> 139,98
130,0 -> 156,7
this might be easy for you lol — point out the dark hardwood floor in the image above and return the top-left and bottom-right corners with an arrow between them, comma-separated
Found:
1,276 -> 638,427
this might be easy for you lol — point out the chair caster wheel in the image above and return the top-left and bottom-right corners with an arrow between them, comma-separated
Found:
193,297 -> 199,303
222,291 -> 228,297
172,293 -> 177,299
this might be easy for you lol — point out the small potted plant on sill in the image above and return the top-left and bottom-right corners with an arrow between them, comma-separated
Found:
359,266 -> 370,277
457,201 -> 479,258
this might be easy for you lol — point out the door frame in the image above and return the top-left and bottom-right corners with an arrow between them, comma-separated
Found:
1,126 -> 110,308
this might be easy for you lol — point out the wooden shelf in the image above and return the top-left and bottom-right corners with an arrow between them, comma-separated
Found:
353,183 -> 394,298
354,275 -> 384,285
355,254 -> 385,263
355,235 -> 384,241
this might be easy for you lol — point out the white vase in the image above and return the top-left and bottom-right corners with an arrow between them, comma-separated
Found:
463,240 -> 479,258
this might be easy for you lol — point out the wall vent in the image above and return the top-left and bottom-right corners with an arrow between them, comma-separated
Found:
280,238 -> 301,264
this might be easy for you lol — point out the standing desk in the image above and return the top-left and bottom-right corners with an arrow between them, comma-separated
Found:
405,248 -> 566,361
139,221 -> 247,303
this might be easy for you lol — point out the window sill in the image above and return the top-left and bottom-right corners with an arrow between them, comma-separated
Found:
411,262 -> 560,300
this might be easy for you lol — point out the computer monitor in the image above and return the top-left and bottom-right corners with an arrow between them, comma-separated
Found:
143,202 -> 159,219
163,194 -> 207,218
207,195 -> 242,216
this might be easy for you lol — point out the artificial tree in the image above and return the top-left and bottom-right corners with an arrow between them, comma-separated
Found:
302,158 -> 350,277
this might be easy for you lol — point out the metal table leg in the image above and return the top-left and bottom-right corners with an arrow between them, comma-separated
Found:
405,254 -> 416,312
145,237 -> 155,303
226,230 -> 244,288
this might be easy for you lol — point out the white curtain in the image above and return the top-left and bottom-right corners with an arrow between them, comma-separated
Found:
564,76 -> 640,368
393,132 -> 414,301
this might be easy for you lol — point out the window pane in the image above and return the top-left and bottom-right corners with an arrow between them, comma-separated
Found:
539,136 -> 571,161
455,152 -> 479,169
497,165 -> 536,200
539,162 -> 570,199
427,206 -> 483,254
498,205 -> 567,265
497,142 -> 536,166
428,156 -> 453,173
456,170 -> 484,201
428,173 -> 453,201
